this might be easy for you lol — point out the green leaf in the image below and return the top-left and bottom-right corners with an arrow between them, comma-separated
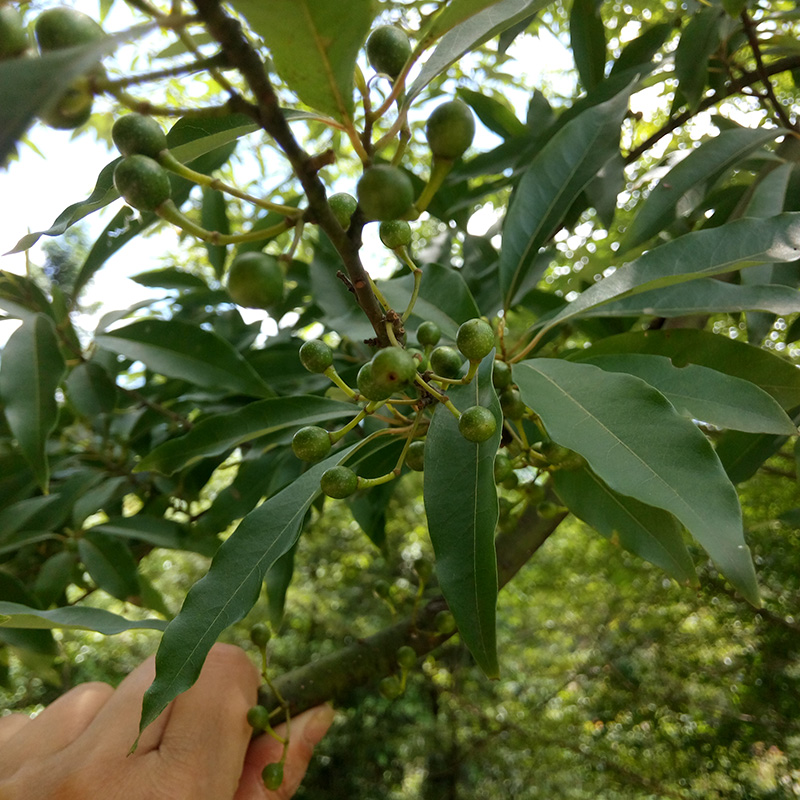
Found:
499,83 -> 632,308
0,271 -> 54,321
552,466 -> 697,585
575,329 -> 800,410
230,0 -> 372,122
717,425 -> 798,485
34,551 -> 78,608
424,352 -> 502,678
579,353 -> 797,434
78,532 -> 140,601
137,396 -> 357,475
541,213 -> 800,333
457,88 -> 527,139
513,358 -> 759,605
674,7 -> 724,110
90,517 -> 190,552
65,360 -> 118,417
420,0 -> 506,46
621,128 -> 782,252
96,319 -> 274,398
131,267 -> 210,290
0,602 -> 166,634
609,21 -> 673,77
265,544 -> 297,629
570,0 -> 606,90
0,314 -> 66,491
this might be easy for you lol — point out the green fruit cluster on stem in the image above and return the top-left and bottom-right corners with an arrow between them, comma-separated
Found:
328,192 -> 357,229
262,763 -> 284,791
112,113 -> 168,159
34,7 -> 105,51
492,360 -> 512,390
458,405 -> 497,443
40,85 -> 93,130
366,24 -> 411,79
370,347 -> 416,395
429,346 -> 463,378
396,645 -> 417,670
405,440 -> 425,472
113,154 -> 172,211
416,320 -> 441,348
320,466 -> 359,499
357,165 -> 414,221
0,7 -> 29,60
249,623 -> 271,648
425,99 -> 476,161
379,220 -> 412,249
226,251 -> 284,310
434,610 -> 456,634
456,318 -> 494,362
299,339 -> 333,374
246,705 -> 270,731
493,452 -> 514,483
500,388 -> 525,420
357,363 -> 393,402
379,675 -> 403,700
291,426 -> 331,462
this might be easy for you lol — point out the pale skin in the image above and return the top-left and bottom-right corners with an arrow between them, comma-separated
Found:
0,643 -> 333,800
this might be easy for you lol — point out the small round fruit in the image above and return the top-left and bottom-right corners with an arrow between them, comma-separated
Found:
320,466 -> 359,499
429,346 -> 463,379
458,405 -> 497,443
396,645 -> 417,670
34,7 -> 104,51
112,113 -> 168,159
291,426 -> 332,462
379,675 -> 403,700
40,86 -> 93,130
405,440 -> 425,472
502,472 -> 519,490
357,362 -> 393,402
494,452 -> 513,484
374,579 -> 392,599
537,500 -> 561,519
371,347 -> 416,394
500,388 -> 526,420
414,557 -> 433,582
379,220 -> 412,249
416,320 -> 441,348
226,251 -> 284,310
492,360 -> 512,390
357,165 -> 414,221
113,154 -> 171,211
0,7 -> 28,60
434,610 -> 456,634
406,347 -> 426,371
426,99 -> 475,161
366,25 -> 411,79
456,318 -> 494,362
328,192 -> 357,229
262,763 -> 284,791
247,705 -> 270,731
299,339 -> 333,374
249,623 -> 271,648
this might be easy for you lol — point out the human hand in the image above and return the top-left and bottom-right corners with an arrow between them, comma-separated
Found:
0,643 -> 333,799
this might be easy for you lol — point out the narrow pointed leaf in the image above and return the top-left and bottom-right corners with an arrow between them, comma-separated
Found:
424,353 -> 502,677
421,0 -> 505,44
513,358 -> 759,604
97,319 -> 273,398
78,532 -> 140,602
674,7 -> 724,110
0,602 -> 166,634
552,466 -> 697,585
499,84 -> 632,307
570,0 -> 606,91
0,314 -> 66,491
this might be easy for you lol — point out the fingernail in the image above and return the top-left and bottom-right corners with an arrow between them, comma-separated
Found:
298,704 -> 335,746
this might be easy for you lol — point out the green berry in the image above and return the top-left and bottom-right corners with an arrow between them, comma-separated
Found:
371,347 -> 416,395
366,25 -> 411,79
396,645 -> 417,670
34,7 -> 104,51
320,466 -> 359,499
226,251 -> 284,310
0,7 -> 29,60
112,113 -> 168,159
247,705 -> 270,731
405,440 -> 425,472
262,762 -> 284,791
357,165 -> 414,221
500,388 -> 526,420
250,623 -> 271,648
299,339 -> 333,374
492,360 -> 512,390
502,472 -> 519,490
113,154 -> 171,211
414,557 -> 433,582
537,500 -> 561,519
458,405 -> 497,443
291,426 -> 332,462
494,452 -> 513,484
406,347 -> 426,371
416,321 -> 441,348
357,362 -> 394,402
374,579 -> 392,599
40,85 -> 93,130
379,675 -> 403,700
429,346 -> 463,379
456,318 -> 494,362
329,192 -> 357,229
379,220 -> 412,249
434,610 -> 456,634
426,99 -> 475,161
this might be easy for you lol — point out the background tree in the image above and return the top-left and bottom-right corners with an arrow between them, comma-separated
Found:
1,0 -> 800,795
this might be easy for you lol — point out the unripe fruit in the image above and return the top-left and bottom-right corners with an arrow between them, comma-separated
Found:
371,347 -> 416,394
113,154 -> 171,211
291,426 -> 331,462
405,440 -> 425,472
0,7 -> 29,60
328,192 -> 357,229
397,645 -> 417,670
500,388 -> 526,420
434,609 -> 456,634
299,339 -> 333,374
502,472 -> 519,490
366,25 -> 411,79
414,557 -> 433,582
112,113 -> 168,159
357,165 -> 414,221
374,579 -> 392,599
320,465 -> 359,499
426,99 -> 475,161
34,7 -> 105,51
406,347 -> 426,371
262,763 -> 284,791
458,405 -> 497,443
357,363 -> 393,402
537,500 -> 561,519
226,251 -> 284,310
40,86 -> 93,130
429,346 -> 463,379
250,623 -> 271,648
492,360 -> 512,390
416,320 -> 441,348
379,219 -> 412,249
494,452 -> 513,484
247,705 -> 270,731
456,318 -> 494,362
379,675 -> 403,700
